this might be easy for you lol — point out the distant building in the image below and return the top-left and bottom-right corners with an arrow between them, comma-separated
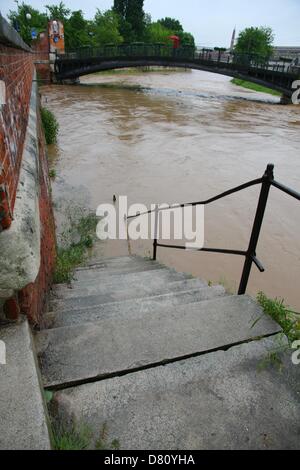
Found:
272,46 -> 300,59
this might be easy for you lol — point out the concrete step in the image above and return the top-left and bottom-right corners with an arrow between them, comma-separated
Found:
72,262 -> 165,279
74,256 -> 161,273
50,335 -> 299,450
71,265 -> 172,283
36,295 -> 281,389
46,285 -> 226,329
0,321 -> 51,450
82,255 -> 147,268
51,278 -> 208,311
53,269 -> 193,298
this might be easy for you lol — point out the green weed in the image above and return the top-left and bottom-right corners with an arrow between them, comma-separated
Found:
49,169 -> 56,178
53,207 -> 99,284
52,425 -> 92,450
257,292 -> 300,342
52,422 -> 120,450
41,107 -> 59,144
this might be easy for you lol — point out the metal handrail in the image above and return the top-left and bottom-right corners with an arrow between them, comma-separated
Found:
126,164 -> 300,295
126,177 -> 263,219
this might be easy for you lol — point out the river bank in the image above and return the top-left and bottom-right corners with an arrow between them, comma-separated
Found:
231,78 -> 282,96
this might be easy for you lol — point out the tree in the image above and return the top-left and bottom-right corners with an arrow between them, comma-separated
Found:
146,22 -> 173,43
64,10 -> 90,49
8,1 -> 195,50
45,2 -> 71,21
235,26 -> 274,60
93,9 -> 123,45
113,0 -> 145,41
177,31 -> 195,47
8,2 -> 47,45
157,17 -> 183,33
146,18 -> 195,47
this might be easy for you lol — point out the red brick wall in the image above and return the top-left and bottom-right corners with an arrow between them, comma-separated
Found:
0,44 -> 34,227
1,42 -> 56,325
32,32 -> 51,83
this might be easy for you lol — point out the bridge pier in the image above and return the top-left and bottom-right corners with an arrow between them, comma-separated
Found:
280,93 -> 292,105
52,76 -> 80,85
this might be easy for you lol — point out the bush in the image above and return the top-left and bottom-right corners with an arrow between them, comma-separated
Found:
41,107 -> 59,144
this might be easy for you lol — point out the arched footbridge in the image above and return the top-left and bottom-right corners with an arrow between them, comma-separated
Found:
54,44 -> 299,101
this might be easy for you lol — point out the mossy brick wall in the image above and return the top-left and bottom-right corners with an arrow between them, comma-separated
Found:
15,108 -> 56,325
0,39 -> 56,325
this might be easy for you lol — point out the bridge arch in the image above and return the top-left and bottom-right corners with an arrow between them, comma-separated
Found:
54,48 -> 299,101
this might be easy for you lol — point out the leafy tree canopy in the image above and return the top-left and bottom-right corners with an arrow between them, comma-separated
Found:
45,2 -> 71,21
157,17 -> 183,33
93,10 -> 123,46
113,0 -> 145,42
235,26 -> 274,59
8,1 -> 195,48
8,1 -> 47,45
177,31 -> 195,47
145,18 -> 194,46
145,22 -> 173,44
64,10 -> 89,49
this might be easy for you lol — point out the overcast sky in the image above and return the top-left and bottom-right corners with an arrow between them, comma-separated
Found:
1,0 -> 299,47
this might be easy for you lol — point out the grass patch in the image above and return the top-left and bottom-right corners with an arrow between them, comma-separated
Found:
231,78 -> 281,97
257,292 -> 300,342
53,207 -> 99,284
52,425 -> 91,450
41,107 -> 59,144
52,422 -> 120,451
257,346 -> 286,372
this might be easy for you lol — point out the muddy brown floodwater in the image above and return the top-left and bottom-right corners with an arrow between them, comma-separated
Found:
42,69 -> 300,309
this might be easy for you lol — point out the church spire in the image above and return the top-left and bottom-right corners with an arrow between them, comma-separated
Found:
230,27 -> 236,52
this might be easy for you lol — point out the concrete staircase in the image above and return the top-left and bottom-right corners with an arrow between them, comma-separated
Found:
36,255 -> 280,390
32,255 -> 300,449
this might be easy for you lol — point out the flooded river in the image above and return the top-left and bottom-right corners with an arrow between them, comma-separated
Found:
42,69 -> 300,309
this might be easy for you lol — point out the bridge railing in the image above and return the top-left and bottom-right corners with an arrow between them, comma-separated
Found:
56,44 -> 295,73
58,43 -> 196,60
126,164 -> 300,296
55,44 -> 300,82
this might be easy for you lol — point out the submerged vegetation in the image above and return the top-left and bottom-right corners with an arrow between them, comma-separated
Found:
41,107 -> 59,144
231,78 -> 281,97
53,207 -> 98,284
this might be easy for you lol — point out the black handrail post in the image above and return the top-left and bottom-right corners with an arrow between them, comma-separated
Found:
153,204 -> 159,261
238,164 -> 274,295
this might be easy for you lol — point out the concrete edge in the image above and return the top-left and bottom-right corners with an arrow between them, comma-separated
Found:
27,319 -> 54,448
0,71 -> 41,292
0,319 -> 52,449
0,13 -> 32,52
